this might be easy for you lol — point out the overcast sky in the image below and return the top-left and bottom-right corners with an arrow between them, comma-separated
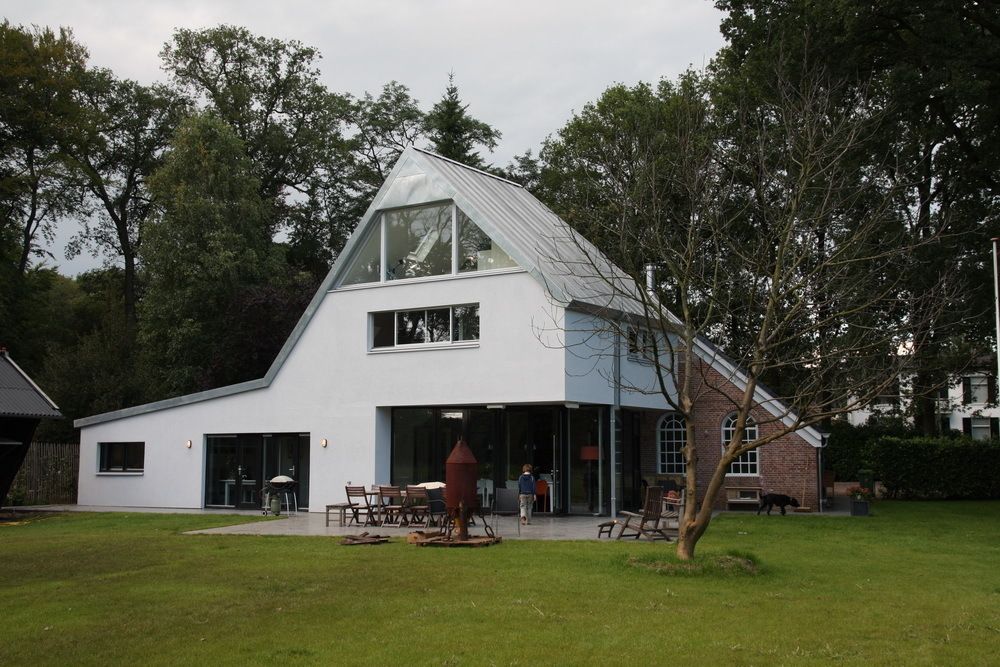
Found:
2,0 -> 726,274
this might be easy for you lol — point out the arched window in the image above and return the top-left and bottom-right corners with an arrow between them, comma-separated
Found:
722,413 -> 759,475
657,413 -> 686,474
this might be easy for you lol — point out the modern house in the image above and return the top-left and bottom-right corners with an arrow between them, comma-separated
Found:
75,147 -> 824,514
1,348 -> 62,504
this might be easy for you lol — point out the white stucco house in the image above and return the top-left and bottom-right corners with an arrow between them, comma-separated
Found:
76,147 -> 824,515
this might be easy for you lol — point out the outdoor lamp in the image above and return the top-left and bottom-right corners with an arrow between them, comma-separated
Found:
185,440 -> 192,449
321,438 -> 329,447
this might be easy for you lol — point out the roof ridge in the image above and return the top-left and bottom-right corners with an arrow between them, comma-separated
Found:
412,146 -> 523,188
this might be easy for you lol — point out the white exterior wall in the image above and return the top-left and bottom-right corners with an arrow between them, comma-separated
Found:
79,270 -> 578,510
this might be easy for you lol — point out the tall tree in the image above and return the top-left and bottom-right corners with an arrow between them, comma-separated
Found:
0,22 -> 87,275
140,113 -> 276,396
713,0 -> 1000,432
423,73 -> 501,168
64,70 -> 189,327
160,25 -> 352,276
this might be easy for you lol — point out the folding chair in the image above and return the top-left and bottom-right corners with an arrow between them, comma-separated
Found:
377,485 -> 405,526
344,485 -> 375,527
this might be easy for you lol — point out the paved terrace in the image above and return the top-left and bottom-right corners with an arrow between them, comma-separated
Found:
7,499 -> 853,540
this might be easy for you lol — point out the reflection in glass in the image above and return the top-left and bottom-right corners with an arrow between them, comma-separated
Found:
392,408 -> 436,486
452,305 -> 480,341
372,311 -> 394,348
457,208 -> 518,272
384,204 -> 453,280
427,308 -> 451,342
397,310 -> 426,344
341,225 -> 381,285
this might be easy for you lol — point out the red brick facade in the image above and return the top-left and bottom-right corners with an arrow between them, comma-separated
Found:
636,358 -> 820,511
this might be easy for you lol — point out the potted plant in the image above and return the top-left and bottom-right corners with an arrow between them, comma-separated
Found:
847,485 -> 874,516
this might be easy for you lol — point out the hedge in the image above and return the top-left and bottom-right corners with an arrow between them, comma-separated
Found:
870,436 -> 1000,499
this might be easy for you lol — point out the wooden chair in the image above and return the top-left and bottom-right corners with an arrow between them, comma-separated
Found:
344,485 -> 375,527
403,485 -> 430,527
377,485 -> 405,527
616,486 -> 674,541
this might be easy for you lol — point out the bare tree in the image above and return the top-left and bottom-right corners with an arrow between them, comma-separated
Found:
542,68 -> 960,559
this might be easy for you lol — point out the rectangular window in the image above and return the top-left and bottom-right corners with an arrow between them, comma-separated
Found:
99,442 -> 144,472
627,327 -> 655,361
970,417 -> 992,441
965,376 -> 991,404
371,304 -> 479,349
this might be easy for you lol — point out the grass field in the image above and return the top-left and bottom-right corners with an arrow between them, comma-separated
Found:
1,502 -> 998,665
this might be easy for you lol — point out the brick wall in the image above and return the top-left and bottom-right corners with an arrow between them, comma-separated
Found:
637,357 -> 819,510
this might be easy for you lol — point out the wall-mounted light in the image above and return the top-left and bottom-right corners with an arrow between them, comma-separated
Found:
321,438 -> 329,448
565,402 -> 580,409
486,404 -> 506,410
185,440 -> 193,449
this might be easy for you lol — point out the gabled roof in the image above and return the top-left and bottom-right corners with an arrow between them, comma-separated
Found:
0,350 -> 61,419
74,147 -> 823,446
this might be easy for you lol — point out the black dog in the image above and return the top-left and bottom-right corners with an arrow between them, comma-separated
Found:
757,493 -> 800,515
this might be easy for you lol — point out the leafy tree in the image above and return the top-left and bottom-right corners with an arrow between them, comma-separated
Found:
0,21 -> 87,274
160,25 -> 352,276
140,113 -> 278,396
64,70 -> 189,327
423,73 -> 501,168
713,0 -> 1000,432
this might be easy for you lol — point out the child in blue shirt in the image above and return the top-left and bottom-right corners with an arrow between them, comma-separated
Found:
518,464 -> 536,525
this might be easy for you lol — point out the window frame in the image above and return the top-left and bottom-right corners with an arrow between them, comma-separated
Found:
370,303 -> 480,351
98,441 -> 145,473
656,413 -> 686,475
721,413 -> 759,476
339,201 -> 520,287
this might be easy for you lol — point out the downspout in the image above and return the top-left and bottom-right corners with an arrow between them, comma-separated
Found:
611,329 -> 621,517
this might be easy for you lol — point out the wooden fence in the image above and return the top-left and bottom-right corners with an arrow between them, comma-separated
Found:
4,442 -> 79,506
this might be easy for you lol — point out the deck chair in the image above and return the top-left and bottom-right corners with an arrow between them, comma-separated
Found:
616,486 -> 674,541
345,485 -> 375,526
491,487 -> 521,537
403,485 -> 430,527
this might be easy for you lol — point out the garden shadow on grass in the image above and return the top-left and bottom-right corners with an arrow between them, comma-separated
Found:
625,549 -> 762,577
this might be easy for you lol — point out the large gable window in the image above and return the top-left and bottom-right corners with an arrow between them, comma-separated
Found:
371,304 -> 480,350
657,413 -> 686,474
385,203 -> 453,280
339,202 -> 518,286
457,208 -> 517,272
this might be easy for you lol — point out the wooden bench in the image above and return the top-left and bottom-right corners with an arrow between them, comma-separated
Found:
326,502 -> 353,527
725,486 -> 762,511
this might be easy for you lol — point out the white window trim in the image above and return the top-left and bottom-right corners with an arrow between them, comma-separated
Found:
721,413 -> 760,477
369,303 -> 480,352
656,413 -> 686,475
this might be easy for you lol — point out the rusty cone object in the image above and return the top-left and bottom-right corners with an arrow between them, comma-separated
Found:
445,438 -> 478,541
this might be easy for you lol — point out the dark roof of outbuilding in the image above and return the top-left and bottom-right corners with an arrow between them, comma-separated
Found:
0,350 -> 61,419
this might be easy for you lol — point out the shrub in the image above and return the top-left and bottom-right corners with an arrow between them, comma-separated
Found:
825,418 -> 913,480
871,436 -> 1000,499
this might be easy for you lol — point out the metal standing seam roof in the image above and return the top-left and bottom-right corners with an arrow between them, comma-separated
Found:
0,352 -> 61,419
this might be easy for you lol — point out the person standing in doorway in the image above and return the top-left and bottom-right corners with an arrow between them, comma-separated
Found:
518,464 -> 536,525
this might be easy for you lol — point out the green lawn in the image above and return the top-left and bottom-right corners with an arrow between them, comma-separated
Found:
1,503 -> 998,665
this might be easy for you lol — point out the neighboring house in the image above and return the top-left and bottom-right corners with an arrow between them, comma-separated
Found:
847,370 -> 999,439
75,147 -> 823,514
1,348 -> 62,504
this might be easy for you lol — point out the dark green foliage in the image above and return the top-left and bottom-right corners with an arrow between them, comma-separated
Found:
825,418 -> 915,481
423,73 -> 500,168
872,435 -> 1000,500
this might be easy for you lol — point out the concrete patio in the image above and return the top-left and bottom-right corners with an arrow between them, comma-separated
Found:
7,497 -> 853,540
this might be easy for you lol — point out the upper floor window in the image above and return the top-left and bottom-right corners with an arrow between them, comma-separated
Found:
722,414 -> 759,476
340,203 -> 517,286
99,442 -> 144,473
962,375 -> 996,405
371,304 -> 479,350
657,413 -> 686,474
